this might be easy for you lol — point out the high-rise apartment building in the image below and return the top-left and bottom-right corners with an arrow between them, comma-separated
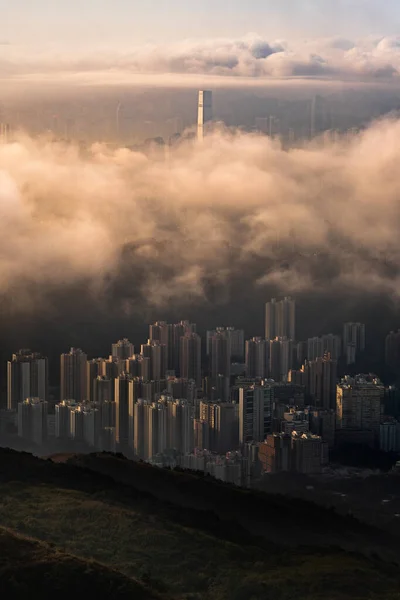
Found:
245,337 -> 268,379
141,340 -> 167,381
86,358 -> 106,403
149,322 -> 174,370
167,398 -> 194,454
133,399 -> 149,459
55,400 -> 78,439
210,331 -> 231,380
115,374 -> 134,447
291,432 -> 324,474
239,385 -> 273,444
269,337 -> 293,381
385,330 -> 400,372
7,350 -> 48,411
18,397 -> 48,445
197,90 -> 213,141
146,401 -> 168,460
199,401 -> 238,453
260,433 -> 292,473
92,376 -> 113,404
304,353 -> 337,409
111,338 -> 134,360
207,328 -> 244,362
60,348 -> 87,402
69,404 -> 85,442
343,323 -> 365,365
180,333 -> 202,387
321,334 -> 341,361
260,431 -> 324,474
307,335 -> 341,362
307,337 -> 323,361
125,355 -> 150,380
172,321 -> 196,374
265,297 -> 295,341
336,375 -> 384,432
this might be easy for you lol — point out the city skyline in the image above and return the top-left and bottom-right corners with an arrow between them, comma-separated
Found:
2,297 -> 398,481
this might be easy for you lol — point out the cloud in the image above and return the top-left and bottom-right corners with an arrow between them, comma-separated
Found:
1,120 -> 400,314
3,34 -> 400,84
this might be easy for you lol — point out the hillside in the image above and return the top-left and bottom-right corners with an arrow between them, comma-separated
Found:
0,526 -> 165,599
1,448 -> 400,599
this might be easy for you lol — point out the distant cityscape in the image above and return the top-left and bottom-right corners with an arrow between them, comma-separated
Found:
2,294 -> 400,487
0,89 -> 363,149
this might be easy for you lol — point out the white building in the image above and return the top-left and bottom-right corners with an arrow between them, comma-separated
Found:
197,90 -> 213,141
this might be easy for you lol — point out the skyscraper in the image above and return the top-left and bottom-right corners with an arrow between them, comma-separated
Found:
7,350 -> 48,411
146,401 -> 168,460
92,376 -> 113,404
87,358 -> 106,403
167,398 -> 194,454
265,297 -> 295,341
343,323 -> 365,365
173,321 -> 196,374
197,90 -> 213,141
269,337 -> 293,381
115,374 -> 134,448
141,340 -> 167,381
207,327 -> 244,362
304,353 -> 337,409
18,397 -> 48,445
55,400 -> 78,439
336,375 -> 383,432
245,337 -> 268,379
149,321 -> 174,370
385,330 -> 400,372
60,348 -> 87,402
210,331 -> 231,380
111,338 -> 134,360
307,335 -> 341,362
180,333 -> 202,387
239,385 -> 273,444
134,399 -> 149,459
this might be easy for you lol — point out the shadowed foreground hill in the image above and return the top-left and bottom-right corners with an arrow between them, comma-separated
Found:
0,526 -> 165,599
1,448 -> 400,599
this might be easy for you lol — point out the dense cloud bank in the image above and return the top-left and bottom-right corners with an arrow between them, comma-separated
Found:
4,35 -> 400,81
0,120 -> 400,314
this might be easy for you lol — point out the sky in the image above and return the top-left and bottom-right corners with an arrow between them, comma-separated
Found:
0,0 -> 399,49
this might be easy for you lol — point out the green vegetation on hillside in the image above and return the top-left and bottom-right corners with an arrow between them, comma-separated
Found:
1,449 -> 400,600
0,526 -> 164,599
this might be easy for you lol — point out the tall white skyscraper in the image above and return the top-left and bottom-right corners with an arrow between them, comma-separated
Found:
197,90 -> 213,141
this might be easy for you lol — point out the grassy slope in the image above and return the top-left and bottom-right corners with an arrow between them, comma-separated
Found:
0,450 -> 400,599
0,525 -> 165,599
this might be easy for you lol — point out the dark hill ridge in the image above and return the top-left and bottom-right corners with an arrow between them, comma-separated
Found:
1,448 -> 400,599
0,526 -> 165,599
67,452 -> 399,560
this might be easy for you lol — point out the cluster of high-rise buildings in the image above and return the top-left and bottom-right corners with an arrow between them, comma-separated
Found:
2,298 -> 400,486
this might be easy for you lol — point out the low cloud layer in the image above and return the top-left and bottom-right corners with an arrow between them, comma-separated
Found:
3,35 -> 400,83
1,119 -> 400,315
